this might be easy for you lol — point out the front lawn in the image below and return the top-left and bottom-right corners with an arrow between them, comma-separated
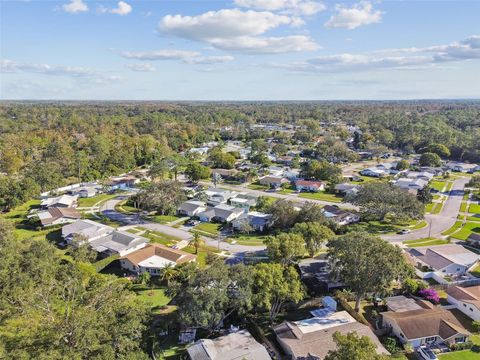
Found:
247,182 -> 269,191
430,180 -> 447,192
77,193 -> 117,207
298,192 -> 342,203
132,284 -> 171,310
442,221 -> 463,236
278,185 -> 295,194
451,221 -> 480,241
148,214 -> 181,224
469,203 -> 480,214
140,229 -> 181,246
439,350 -> 480,360
403,238 -> 450,247
227,233 -> 268,246
192,222 -> 221,236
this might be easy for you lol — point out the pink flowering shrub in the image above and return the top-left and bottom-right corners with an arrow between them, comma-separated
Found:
418,288 -> 440,304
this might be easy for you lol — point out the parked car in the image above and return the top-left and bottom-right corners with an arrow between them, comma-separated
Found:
417,346 -> 438,360
397,229 -> 411,235
185,219 -> 200,226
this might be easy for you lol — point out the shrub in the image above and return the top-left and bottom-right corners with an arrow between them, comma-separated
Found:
382,337 -> 401,354
450,341 -> 473,351
403,278 -> 419,294
472,320 -> 480,332
418,288 -> 440,304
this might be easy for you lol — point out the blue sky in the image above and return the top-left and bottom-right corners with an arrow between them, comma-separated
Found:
1,0 -> 479,100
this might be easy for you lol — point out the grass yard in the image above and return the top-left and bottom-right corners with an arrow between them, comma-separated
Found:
460,202 -> 469,213
439,334 -> 480,360
247,182 -> 269,191
227,233 -> 268,246
192,222 -> 221,236
451,221 -> 480,241
431,180 -> 447,192
467,215 -> 480,222
278,185 -> 295,194
298,191 -> 342,203
148,214 -> 181,224
409,220 -> 428,230
442,221 -> 464,236
468,203 -> 480,214
140,229 -> 181,246
77,193 -> 117,207
431,201 -> 445,214
425,202 -> 435,213
446,181 -> 454,192
132,284 -> 171,310
403,238 -> 450,247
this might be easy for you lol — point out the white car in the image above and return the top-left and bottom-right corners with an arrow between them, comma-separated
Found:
417,346 -> 438,360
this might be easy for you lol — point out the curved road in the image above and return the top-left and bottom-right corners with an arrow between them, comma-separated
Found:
382,177 -> 469,243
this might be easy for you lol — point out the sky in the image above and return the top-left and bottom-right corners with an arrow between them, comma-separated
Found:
1,0 -> 479,100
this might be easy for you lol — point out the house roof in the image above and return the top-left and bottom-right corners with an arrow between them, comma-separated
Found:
408,244 -> 479,271
467,233 -> 480,242
259,175 -> 287,184
179,200 -> 206,212
274,311 -> 388,359
122,243 -> 195,267
386,296 -> 424,312
41,194 -> 78,208
296,179 -> 324,188
446,285 -> 480,310
90,230 -> 148,253
62,219 -> 113,239
382,308 -> 471,341
38,207 -> 81,226
212,204 -> 243,219
187,330 -> 270,360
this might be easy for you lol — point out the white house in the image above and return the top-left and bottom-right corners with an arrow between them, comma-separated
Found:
232,211 -> 272,232
120,243 -> 196,275
446,285 -> 480,321
197,204 -> 244,223
295,179 -> 325,192
360,167 -> 387,177
394,178 -> 428,191
41,194 -> 78,209
322,205 -> 360,226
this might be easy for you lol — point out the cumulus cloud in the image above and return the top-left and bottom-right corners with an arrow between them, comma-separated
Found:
158,8 -> 317,53
234,0 -> 326,16
1,59 -> 121,85
325,1 -> 383,30
126,63 -> 156,72
272,35 -> 480,73
120,50 -> 235,64
99,1 -> 132,15
62,0 -> 88,14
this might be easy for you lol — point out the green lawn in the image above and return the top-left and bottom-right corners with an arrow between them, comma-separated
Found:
409,220 -> 427,230
431,201 -> 445,214
446,181 -> 454,192
140,229 -> 181,246
442,221 -> 464,236
403,238 -> 450,247
430,180 -> 447,192
460,202 -> 469,213
298,192 -> 342,203
468,203 -> 480,214
192,222 -> 221,235
467,215 -> 480,222
132,284 -> 171,309
148,214 -> 181,224
247,182 -> 269,190
451,221 -> 480,241
227,233 -> 268,246
77,193 -> 117,207
278,185 -> 295,194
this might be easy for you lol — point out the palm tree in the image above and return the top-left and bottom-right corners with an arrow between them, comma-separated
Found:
160,264 -> 178,286
189,232 -> 204,254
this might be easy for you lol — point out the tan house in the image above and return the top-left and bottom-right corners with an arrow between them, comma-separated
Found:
120,243 -> 196,275
446,285 -> 480,321
382,307 -> 471,348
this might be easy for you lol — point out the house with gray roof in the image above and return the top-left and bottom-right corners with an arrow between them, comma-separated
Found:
198,204 -> 244,223
41,194 -> 78,209
232,211 -> 272,232
178,200 -> 207,217
187,330 -> 270,360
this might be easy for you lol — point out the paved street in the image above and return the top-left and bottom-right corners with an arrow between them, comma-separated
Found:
382,177 -> 469,242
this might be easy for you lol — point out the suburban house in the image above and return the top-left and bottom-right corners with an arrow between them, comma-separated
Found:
178,200 -> 207,217
444,162 -> 478,173
294,179 -> 325,192
204,188 -> 237,206
267,166 -> 285,177
62,219 -> 148,256
276,155 -> 294,165
188,146 -> 209,156
360,167 -> 387,177
405,171 -> 435,181
322,205 -> 360,225
406,244 -> 479,277
446,285 -> 480,321
197,204 -> 244,223
258,175 -> 288,189
385,296 -> 425,313
334,183 -> 360,196
382,306 -> 471,348
284,168 -> 300,181
69,184 -> 101,198
36,207 -> 81,227
107,175 -> 139,190
120,243 -> 196,275
232,211 -> 272,232
394,178 -> 428,191
187,329 -> 270,360
40,194 -> 78,209
211,168 -> 239,180
229,194 -> 258,211
274,308 -> 388,359
377,162 -> 400,174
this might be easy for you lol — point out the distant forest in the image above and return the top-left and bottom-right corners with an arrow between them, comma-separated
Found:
0,101 -> 479,207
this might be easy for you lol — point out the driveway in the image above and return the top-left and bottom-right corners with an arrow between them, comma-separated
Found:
382,177 -> 469,243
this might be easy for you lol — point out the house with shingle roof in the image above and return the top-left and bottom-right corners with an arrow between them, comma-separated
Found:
446,285 -> 480,321
197,204 -> 244,223
120,243 -> 196,275
258,175 -> 288,189
274,310 -> 388,359
178,200 -> 207,217
40,194 -> 78,209
295,179 -> 325,192
382,307 -> 471,348
36,207 -> 81,227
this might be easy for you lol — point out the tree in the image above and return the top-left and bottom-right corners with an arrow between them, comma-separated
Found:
265,233 -> 305,265
252,263 -> 304,324
188,232 -> 204,254
134,180 -> 186,215
160,263 -> 179,286
68,234 -> 97,263
212,172 -> 222,188
328,231 -> 413,311
300,160 -> 342,183
208,147 -> 235,169
296,202 -> 335,229
419,152 -> 442,167
324,331 -> 389,360
417,186 -> 433,204
467,175 -> 480,188
184,162 -> 211,183
137,271 -> 151,285
396,159 -> 410,171
422,143 -> 450,158
267,199 -> 298,230
347,182 -> 424,222
292,222 -> 335,257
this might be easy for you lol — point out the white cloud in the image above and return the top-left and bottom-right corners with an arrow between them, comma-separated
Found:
62,0 -> 88,14
99,1 -> 132,16
158,8 -> 318,54
1,59 -> 121,84
325,1 -> 383,30
210,35 -> 319,53
234,0 -> 326,15
120,50 -> 235,64
272,35 -> 480,72
127,63 -> 156,72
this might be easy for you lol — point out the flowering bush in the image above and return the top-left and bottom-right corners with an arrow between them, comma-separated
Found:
418,288 -> 440,304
